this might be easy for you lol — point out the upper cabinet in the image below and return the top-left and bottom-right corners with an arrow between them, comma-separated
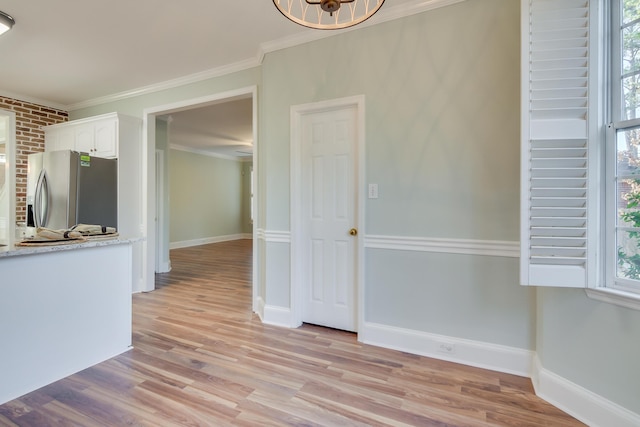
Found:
44,113 -> 130,158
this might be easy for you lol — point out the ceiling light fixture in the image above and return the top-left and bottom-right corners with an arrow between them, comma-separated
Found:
0,11 -> 15,36
273,0 -> 385,30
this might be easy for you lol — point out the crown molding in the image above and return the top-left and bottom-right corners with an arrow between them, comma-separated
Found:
258,0 -> 468,62
66,0 -> 467,112
66,57 -> 261,112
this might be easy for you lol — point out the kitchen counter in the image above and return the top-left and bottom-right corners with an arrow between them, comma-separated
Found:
0,237 -> 137,405
0,236 -> 141,258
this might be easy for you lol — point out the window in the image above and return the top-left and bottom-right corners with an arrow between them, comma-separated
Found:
609,0 -> 640,295
521,0 -> 640,306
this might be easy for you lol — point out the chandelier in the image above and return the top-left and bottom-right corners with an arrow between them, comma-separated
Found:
0,11 -> 15,36
273,0 -> 386,30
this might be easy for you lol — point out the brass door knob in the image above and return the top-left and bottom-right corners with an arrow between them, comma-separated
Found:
349,228 -> 358,236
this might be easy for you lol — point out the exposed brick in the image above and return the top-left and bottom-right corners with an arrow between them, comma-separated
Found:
1,95 -> 68,221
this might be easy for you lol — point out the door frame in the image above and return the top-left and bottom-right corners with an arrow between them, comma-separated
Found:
141,86 -> 259,306
0,109 -> 16,245
290,95 -> 365,332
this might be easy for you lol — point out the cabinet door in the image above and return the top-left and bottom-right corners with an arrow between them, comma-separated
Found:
44,128 -> 74,152
93,119 -> 117,158
58,128 -> 74,151
44,129 -> 59,151
74,124 -> 95,154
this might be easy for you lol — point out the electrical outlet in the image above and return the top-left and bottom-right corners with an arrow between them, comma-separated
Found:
437,341 -> 456,355
368,183 -> 379,199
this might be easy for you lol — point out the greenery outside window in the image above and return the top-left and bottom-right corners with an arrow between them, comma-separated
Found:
609,0 -> 640,295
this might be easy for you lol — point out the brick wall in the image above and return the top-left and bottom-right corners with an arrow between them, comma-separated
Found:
0,96 -> 68,223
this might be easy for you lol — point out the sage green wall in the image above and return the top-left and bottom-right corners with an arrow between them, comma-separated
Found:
537,289 -> 640,414
261,0 -> 519,239
367,250 -> 534,349
169,150 -> 249,243
261,0 -> 531,344
241,162 -> 253,234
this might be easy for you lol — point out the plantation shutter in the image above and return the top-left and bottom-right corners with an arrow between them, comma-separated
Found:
521,0 -> 593,287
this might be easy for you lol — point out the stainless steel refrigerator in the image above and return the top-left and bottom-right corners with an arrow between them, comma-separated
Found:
27,150 -> 117,230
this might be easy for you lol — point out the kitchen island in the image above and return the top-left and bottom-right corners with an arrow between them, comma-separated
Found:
0,238 -> 136,404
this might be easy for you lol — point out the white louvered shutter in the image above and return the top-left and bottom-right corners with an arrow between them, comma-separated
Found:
521,0 -> 593,287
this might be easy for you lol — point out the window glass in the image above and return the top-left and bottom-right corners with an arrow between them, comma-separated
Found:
614,0 -> 640,291
622,0 -> 640,120
615,128 -> 640,281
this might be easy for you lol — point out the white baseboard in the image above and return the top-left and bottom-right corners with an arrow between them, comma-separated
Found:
262,305 -> 300,328
359,322 -> 534,377
170,233 -> 251,249
532,356 -> 640,427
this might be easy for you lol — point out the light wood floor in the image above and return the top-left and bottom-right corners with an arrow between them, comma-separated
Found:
0,240 -> 585,426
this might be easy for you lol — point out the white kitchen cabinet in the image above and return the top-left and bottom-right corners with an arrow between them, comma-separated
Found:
44,113 -> 121,158
44,126 -> 74,152
0,241 -> 134,405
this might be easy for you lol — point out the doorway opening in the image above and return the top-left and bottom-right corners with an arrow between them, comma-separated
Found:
141,87 -> 259,313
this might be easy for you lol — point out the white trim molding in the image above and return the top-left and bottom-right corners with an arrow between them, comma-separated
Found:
585,288 -> 640,311
532,356 -> 640,427
256,231 -> 519,258
262,305 -> 298,328
67,58 -> 261,111
170,234 -> 251,250
360,322 -> 534,378
257,229 -> 291,243
365,235 -> 520,258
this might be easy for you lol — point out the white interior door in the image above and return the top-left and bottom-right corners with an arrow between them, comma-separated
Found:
300,105 -> 358,332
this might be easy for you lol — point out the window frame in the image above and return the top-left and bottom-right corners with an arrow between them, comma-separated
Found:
592,0 -> 640,307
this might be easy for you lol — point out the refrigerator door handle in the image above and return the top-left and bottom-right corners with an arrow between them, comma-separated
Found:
34,169 -> 50,228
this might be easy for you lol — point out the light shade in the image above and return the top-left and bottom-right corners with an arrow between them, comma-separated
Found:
0,11 -> 15,36
273,0 -> 385,30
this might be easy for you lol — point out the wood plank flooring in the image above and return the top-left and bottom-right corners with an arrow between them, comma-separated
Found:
0,240 -> 585,426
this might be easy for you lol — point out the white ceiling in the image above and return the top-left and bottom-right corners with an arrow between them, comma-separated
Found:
0,0 -> 446,158
160,98 -> 254,160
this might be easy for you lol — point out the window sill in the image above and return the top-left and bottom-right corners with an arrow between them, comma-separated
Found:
585,287 -> 640,311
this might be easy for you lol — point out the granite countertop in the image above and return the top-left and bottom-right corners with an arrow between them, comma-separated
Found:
0,237 -> 142,259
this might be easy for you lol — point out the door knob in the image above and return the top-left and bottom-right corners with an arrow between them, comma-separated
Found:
349,228 -> 358,236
